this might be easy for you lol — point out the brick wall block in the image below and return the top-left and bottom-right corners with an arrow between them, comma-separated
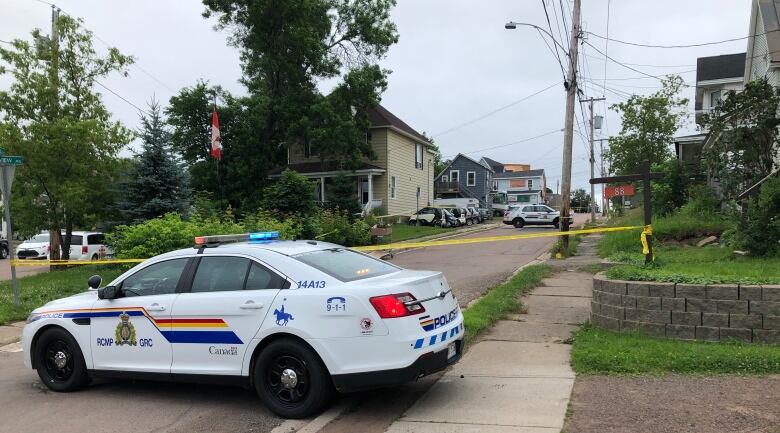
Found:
599,291 -> 623,307
702,313 -> 729,327
750,301 -> 780,316
626,282 -> 650,297
764,315 -> 780,330
762,285 -> 780,301
636,296 -> 662,310
590,301 -> 601,315
739,285 -> 762,301
648,282 -> 675,298
695,326 -> 719,341
601,279 -> 628,295
622,295 -> 637,309
661,297 -> 686,311
622,320 -> 665,337
591,313 -> 620,331
600,304 -> 625,320
753,329 -> 780,344
705,284 -> 739,300
666,324 -> 695,340
672,311 -> 702,326
686,298 -> 717,313
676,284 -> 706,299
593,273 -> 606,291
729,314 -> 762,329
720,328 -> 752,342
716,300 -> 749,315
625,308 -> 671,324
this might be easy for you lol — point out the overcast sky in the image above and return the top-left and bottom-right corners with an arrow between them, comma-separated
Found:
2,0 -> 752,193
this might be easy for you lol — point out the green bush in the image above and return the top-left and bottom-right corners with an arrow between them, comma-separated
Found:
735,178 -> 780,256
315,209 -> 372,246
680,184 -> 720,217
261,170 -> 317,216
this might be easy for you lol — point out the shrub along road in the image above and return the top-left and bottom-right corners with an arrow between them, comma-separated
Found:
0,216 -> 587,433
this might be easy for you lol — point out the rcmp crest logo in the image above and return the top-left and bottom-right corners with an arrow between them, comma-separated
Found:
115,312 -> 137,346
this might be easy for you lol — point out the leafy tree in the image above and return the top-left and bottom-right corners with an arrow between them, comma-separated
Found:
606,76 -> 688,175
261,170 -> 316,216
701,78 -> 780,198
0,15 -> 132,259
733,178 -> 780,257
328,172 -> 361,216
201,0 -> 399,172
570,188 -> 592,212
118,100 -> 190,224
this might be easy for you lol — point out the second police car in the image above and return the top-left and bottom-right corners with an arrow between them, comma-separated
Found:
21,232 -> 464,418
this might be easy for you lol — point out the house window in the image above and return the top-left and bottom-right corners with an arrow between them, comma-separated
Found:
517,195 -> 531,203
450,170 -> 459,183
391,176 -> 397,199
527,179 -> 533,189
710,90 -> 722,108
415,143 -> 423,169
442,175 -> 448,182
492,180 -> 498,190
466,171 -> 476,186
305,141 -> 319,158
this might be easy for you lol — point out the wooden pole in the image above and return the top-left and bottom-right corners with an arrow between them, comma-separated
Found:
641,160 -> 653,263
560,0 -> 581,248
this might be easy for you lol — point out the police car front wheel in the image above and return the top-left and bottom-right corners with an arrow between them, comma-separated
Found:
254,339 -> 334,419
34,327 -> 90,392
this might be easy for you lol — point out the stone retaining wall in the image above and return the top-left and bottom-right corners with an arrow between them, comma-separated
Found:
591,272 -> 780,344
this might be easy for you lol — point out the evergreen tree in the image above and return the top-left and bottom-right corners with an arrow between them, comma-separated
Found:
328,172 -> 361,216
119,100 -> 190,224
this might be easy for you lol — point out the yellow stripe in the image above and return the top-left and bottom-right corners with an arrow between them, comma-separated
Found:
168,323 -> 229,328
352,226 -> 641,252
11,258 -> 144,267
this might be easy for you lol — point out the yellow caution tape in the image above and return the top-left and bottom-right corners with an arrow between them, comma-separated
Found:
640,224 -> 655,260
11,258 -> 144,267
352,225 -> 642,252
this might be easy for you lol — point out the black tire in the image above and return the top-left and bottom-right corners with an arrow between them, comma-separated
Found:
553,218 -> 560,229
34,327 -> 90,392
513,218 -> 525,229
91,254 -> 99,261
466,219 -> 472,226
0,245 -> 7,260
254,339 -> 334,419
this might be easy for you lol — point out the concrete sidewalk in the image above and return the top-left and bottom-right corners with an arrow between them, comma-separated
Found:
0,321 -> 25,347
385,242 -> 596,433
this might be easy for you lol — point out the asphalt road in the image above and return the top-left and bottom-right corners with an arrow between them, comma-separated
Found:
0,218 -> 583,433
391,222 -> 564,307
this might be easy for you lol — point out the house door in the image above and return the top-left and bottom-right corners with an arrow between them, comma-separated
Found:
359,179 -> 369,205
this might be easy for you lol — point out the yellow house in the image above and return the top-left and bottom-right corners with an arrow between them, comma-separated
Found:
271,105 -> 435,216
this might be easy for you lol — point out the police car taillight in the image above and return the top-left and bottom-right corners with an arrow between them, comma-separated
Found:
370,292 -> 426,318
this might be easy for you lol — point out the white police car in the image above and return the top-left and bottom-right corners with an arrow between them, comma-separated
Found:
22,232 -> 464,418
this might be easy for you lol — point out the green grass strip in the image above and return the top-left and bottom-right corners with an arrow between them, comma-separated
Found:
462,264 -> 553,345
572,324 -> 780,375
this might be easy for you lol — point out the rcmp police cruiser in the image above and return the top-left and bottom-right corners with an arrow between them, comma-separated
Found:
22,232 -> 464,418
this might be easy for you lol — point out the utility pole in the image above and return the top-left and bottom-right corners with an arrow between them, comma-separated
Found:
559,0 -> 581,249
582,97 -> 605,223
596,138 -> 609,217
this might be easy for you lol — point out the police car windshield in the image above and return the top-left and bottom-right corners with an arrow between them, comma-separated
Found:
292,248 -> 399,282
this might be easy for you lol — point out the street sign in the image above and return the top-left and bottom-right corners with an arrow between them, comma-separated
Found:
0,156 -> 23,165
603,184 -> 635,199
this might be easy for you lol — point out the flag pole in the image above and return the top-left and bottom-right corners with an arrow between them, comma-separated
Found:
213,92 -> 225,205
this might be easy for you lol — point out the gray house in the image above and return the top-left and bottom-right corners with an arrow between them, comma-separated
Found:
434,153 -> 494,207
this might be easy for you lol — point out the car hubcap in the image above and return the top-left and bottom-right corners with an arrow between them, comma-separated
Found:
44,340 -> 73,382
267,355 -> 308,404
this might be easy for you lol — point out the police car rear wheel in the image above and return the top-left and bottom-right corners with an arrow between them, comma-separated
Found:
513,218 -> 524,228
255,339 -> 333,419
35,328 -> 89,392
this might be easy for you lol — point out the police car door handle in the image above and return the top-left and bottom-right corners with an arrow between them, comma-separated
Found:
240,301 -> 264,310
147,304 -> 166,312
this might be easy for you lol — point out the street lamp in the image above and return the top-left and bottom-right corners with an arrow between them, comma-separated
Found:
504,21 -> 568,53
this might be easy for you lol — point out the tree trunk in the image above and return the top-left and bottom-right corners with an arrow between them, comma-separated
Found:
62,217 -> 73,261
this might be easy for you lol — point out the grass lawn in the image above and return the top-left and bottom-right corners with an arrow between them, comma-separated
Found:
550,235 -> 581,258
0,266 -> 128,325
463,264 -> 552,345
572,324 -> 780,374
389,223 -> 454,243
598,209 -> 780,284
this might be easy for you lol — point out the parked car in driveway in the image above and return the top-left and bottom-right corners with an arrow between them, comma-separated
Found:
408,207 -> 442,226
503,204 -> 560,229
16,231 -> 112,260
438,209 -> 460,227
449,208 -> 469,226
466,207 -> 482,224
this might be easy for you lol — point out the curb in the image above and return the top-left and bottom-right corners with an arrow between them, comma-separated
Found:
369,223 -> 501,258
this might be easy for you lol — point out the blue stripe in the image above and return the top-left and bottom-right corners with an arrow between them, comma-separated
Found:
414,338 -> 424,349
428,335 -> 437,346
440,331 -> 447,342
63,311 -> 144,319
160,331 -> 243,344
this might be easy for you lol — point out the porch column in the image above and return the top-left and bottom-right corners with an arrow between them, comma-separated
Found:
320,176 -> 326,202
367,174 -> 373,204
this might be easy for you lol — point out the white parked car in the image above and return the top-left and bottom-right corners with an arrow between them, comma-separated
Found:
16,231 -> 112,261
22,232 -> 464,418
503,204 -> 561,229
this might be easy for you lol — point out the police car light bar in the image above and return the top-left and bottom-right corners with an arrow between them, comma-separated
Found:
194,232 -> 280,246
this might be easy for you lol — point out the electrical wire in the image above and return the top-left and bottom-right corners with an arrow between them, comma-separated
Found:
432,82 -> 560,137
95,81 -> 152,116
587,28 -> 780,49
537,28 -> 567,80
585,41 -> 694,86
584,53 -> 694,68
445,128 -> 563,159
549,0 -> 568,55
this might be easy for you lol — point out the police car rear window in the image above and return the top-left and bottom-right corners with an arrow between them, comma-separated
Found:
292,248 -> 399,282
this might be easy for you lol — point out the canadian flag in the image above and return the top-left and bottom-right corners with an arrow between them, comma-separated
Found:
211,110 -> 222,160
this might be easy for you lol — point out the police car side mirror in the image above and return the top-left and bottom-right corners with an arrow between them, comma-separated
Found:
98,286 -> 119,300
87,274 -> 102,289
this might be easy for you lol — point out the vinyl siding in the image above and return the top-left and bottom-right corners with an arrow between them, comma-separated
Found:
369,129 -> 389,208
385,129 -> 433,215
439,156 -> 492,206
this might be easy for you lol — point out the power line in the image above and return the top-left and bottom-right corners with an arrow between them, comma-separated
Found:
537,28 -> 567,80
95,80 -> 152,117
539,0 -> 567,79
585,53 -> 694,68
445,128 -> 563,159
432,82 -> 560,137
549,0 -> 568,55
559,0 -> 571,51
586,28 -> 780,49
585,41 -> 694,86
